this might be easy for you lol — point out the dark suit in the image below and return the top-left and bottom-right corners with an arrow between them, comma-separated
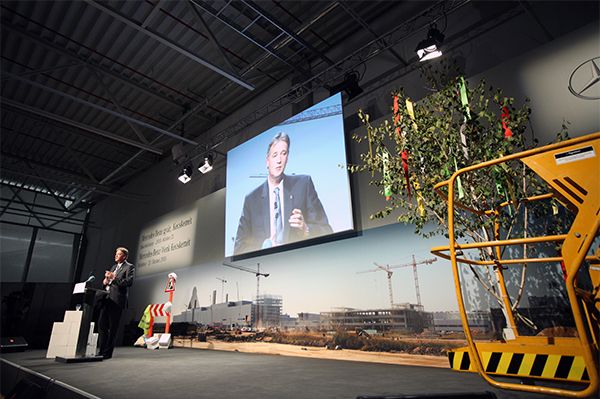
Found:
234,174 -> 332,255
97,260 -> 135,358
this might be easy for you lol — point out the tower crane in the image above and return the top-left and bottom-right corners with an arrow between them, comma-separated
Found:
384,255 -> 437,308
222,261 -> 269,327
360,255 -> 437,309
357,264 -> 395,308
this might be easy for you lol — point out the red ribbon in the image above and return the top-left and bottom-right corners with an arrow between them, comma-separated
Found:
401,150 -> 411,199
501,106 -> 513,138
393,95 -> 401,136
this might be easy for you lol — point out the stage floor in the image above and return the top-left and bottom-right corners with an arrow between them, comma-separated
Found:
1,347 -> 556,399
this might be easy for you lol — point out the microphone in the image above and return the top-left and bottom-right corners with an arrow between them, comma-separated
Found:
85,275 -> 95,283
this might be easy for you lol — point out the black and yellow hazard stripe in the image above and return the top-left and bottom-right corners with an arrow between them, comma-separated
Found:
448,350 -> 590,382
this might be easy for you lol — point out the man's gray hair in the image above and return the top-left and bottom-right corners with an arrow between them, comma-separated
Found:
267,132 -> 290,155
116,247 -> 129,258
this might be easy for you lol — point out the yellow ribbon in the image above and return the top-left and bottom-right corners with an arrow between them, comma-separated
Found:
406,99 -> 418,132
412,176 -> 426,216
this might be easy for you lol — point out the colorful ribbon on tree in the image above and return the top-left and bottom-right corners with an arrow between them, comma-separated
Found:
459,77 -> 471,120
412,177 -> 426,217
406,98 -> 418,132
501,106 -> 513,138
458,77 -> 470,160
393,94 -> 413,199
393,94 -> 401,136
456,77 -> 471,198
401,150 -> 411,199
454,158 -> 465,200
382,148 -> 393,200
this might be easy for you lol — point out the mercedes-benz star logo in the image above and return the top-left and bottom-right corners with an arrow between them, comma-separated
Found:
568,57 -> 600,100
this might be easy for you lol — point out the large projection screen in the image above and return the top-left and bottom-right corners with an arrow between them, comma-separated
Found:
225,93 -> 353,257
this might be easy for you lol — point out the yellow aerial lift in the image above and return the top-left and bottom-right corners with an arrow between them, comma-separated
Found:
431,132 -> 599,398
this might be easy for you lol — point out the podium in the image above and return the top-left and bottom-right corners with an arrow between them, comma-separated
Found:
48,282 -> 107,363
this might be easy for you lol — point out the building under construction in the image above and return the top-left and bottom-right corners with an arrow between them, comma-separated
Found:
253,294 -> 282,328
321,303 -> 432,333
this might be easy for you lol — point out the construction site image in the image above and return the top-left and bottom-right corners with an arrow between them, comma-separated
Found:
431,132 -> 599,398
137,133 -> 599,399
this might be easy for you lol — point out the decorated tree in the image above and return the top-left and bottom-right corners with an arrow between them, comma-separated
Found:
349,63 -> 570,331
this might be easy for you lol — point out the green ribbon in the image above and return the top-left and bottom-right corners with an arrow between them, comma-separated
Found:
454,158 -> 465,200
459,77 -> 471,119
382,149 -> 392,200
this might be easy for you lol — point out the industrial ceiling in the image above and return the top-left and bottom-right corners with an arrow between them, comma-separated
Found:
1,0 -> 597,233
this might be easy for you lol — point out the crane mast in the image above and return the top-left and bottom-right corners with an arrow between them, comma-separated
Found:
358,264 -> 395,308
222,261 -> 269,328
360,256 -> 437,309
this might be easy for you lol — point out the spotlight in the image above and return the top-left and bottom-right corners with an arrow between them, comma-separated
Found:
416,25 -> 444,62
178,165 -> 193,184
198,154 -> 213,174
330,71 -> 363,100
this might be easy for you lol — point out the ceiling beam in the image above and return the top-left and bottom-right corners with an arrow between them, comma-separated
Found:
187,0 -> 238,77
0,179 -> 24,217
2,122 -> 154,170
134,1 -> 339,139
0,176 -> 75,201
141,0 -> 164,28
25,162 -> 72,212
241,0 -> 334,66
90,69 -> 150,144
0,194 -> 77,215
46,207 -> 88,229
0,61 -> 83,82
64,146 -> 99,184
1,152 -> 119,193
2,21 -> 194,111
189,0 -> 312,78
518,0 -> 554,41
184,0 -> 471,163
4,72 -> 198,146
84,0 -> 255,91
1,208 -> 86,228
1,99 -> 164,155
7,186 -> 47,228
337,1 -> 408,66
1,168 -> 145,202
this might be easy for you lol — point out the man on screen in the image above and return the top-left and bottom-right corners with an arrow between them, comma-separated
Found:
234,132 -> 332,255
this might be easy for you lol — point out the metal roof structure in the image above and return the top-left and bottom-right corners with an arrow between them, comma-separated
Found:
1,1 -> 598,234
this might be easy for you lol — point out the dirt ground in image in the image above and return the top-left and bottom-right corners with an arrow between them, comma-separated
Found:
172,338 -> 451,368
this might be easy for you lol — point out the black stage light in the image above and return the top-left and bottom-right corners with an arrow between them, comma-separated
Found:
330,71 -> 364,100
416,25 -> 445,62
